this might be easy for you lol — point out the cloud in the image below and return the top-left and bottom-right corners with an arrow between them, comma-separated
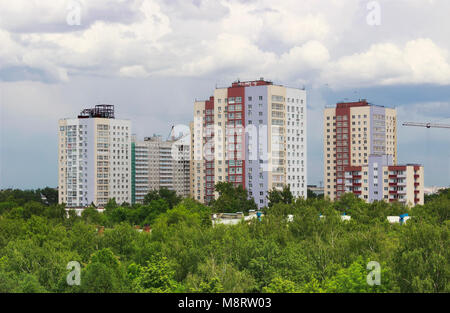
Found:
160,0 -> 230,21
0,0 -> 172,82
1,0 -> 449,90
323,38 -> 450,89
119,65 -> 149,78
0,0 -> 145,33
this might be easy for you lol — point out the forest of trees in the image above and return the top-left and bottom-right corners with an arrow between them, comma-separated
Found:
0,185 -> 448,293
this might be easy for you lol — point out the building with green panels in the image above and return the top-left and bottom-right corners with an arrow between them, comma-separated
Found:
131,141 -> 136,205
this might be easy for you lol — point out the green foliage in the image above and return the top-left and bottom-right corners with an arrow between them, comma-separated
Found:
38,187 -> 59,206
0,188 -> 448,293
267,185 -> 294,207
392,222 -> 449,292
211,182 -> 257,213
263,277 -> 299,293
128,254 -> 180,293
185,257 -> 256,293
307,189 -> 324,200
81,206 -> 106,225
79,248 -> 127,293
143,188 -> 181,209
319,257 -> 395,293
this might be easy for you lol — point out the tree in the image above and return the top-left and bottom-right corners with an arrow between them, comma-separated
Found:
154,198 -> 211,228
81,206 -> 106,225
100,222 -> 139,259
211,182 -> 257,213
105,198 -> 118,210
23,201 -> 46,219
44,204 -> 66,221
307,189 -> 324,200
80,248 -> 127,293
0,185 -> 449,294
143,190 -> 160,204
319,257 -> 395,293
38,187 -> 58,205
139,199 -> 170,226
143,188 -> 181,209
263,277 -> 298,293
393,222 -> 449,292
267,185 -> 294,208
185,257 -> 256,293
128,255 -> 180,293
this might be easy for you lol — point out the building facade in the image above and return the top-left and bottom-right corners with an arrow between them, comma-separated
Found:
132,133 -> 190,204
323,100 -> 397,200
191,79 -> 307,208
58,105 -> 131,207
345,155 -> 424,206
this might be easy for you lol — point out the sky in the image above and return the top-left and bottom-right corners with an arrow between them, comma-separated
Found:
0,0 -> 449,189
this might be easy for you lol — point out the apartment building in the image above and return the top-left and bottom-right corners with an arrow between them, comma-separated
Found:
132,133 -> 190,204
345,155 -> 424,206
58,105 -> 131,207
323,100 -> 397,200
191,79 -> 307,208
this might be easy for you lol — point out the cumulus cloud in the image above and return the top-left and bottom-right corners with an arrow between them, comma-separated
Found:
119,65 -> 149,78
0,0 -> 145,33
0,0 -> 449,88
323,39 -> 450,89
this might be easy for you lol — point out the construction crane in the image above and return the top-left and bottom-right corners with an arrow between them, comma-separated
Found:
402,122 -> 450,129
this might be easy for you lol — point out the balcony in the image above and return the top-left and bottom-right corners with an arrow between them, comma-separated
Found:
414,174 -> 420,179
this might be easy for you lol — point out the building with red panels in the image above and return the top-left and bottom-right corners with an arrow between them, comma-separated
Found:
324,100 -> 397,200
345,155 -> 424,206
191,79 -> 307,207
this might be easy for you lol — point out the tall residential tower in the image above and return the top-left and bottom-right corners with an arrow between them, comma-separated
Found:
58,105 -> 131,207
191,79 -> 307,208
323,100 -> 424,206
131,133 -> 190,204
323,100 -> 397,200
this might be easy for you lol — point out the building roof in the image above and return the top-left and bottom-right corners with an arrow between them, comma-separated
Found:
78,104 -> 115,119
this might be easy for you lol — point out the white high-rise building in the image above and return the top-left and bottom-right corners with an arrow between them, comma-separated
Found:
191,79 -> 307,208
132,133 -> 190,204
58,105 -> 132,207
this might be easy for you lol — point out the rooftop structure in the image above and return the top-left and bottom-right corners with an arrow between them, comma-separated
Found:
78,104 -> 115,119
